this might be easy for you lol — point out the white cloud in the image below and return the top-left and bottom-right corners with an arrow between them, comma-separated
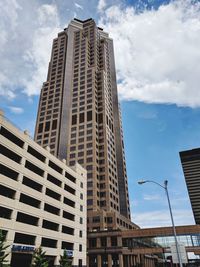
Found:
97,0 -> 107,12
2,0 -> 200,109
99,0 -> 200,108
22,4 -> 62,96
9,106 -> 24,114
75,2 -> 83,10
0,0 -> 63,98
132,209 -> 195,228
143,194 -> 162,201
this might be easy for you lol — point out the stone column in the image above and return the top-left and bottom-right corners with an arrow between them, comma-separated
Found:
97,254 -> 102,267
108,254 -> 112,267
119,254 -> 124,267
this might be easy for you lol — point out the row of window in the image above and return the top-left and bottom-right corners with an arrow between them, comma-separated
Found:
0,126 -> 78,181
88,236 -> 118,248
0,183 -> 81,210
12,231 -> 82,250
0,206 -> 76,235
0,145 -> 78,194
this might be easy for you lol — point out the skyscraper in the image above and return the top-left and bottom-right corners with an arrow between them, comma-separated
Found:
180,148 -> 200,224
35,18 -> 136,230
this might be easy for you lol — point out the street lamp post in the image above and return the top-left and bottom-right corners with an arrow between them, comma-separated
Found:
138,179 -> 183,267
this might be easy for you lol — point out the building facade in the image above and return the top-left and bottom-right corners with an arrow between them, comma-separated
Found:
0,111 -> 87,267
180,148 -> 200,224
34,18 -> 137,231
87,225 -> 200,267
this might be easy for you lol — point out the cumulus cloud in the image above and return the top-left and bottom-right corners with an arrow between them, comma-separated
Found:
2,0 -> 200,109
0,0 -> 63,98
99,0 -> 200,108
8,106 -> 24,114
22,4 -> 62,96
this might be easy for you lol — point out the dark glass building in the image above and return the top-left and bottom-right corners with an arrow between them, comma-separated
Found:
180,148 -> 200,224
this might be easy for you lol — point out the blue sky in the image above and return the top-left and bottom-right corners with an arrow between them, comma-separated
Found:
1,0 -> 200,227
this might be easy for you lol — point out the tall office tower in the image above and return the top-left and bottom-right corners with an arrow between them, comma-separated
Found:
180,148 -> 200,224
35,18 -> 136,230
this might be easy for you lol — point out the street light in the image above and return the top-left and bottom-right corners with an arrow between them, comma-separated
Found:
138,179 -> 183,267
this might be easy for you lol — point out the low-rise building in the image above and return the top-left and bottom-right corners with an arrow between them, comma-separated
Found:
0,110 -> 87,267
88,225 -> 200,267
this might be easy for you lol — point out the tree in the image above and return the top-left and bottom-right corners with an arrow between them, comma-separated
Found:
59,250 -> 71,267
31,247 -> 49,267
0,229 -> 10,267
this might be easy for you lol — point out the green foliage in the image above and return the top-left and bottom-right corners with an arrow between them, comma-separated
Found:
0,229 -> 10,267
59,250 -> 71,267
31,247 -> 49,267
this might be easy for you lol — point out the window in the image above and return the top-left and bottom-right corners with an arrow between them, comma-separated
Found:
25,161 -> 44,177
0,144 -> 22,163
27,146 -> 46,162
52,120 -> 57,130
78,259 -> 83,267
47,174 -> 62,187
20,193 -> 41,208
16,212 -> 38,226
79,231 -> 83,237
65,172 -> 76,183
64,184 -> 75,195
41,238 -> 57,248
89,238 -> 96,248
46,188 -> 61,201
0,206 -> 12,219
79,244 -> 82,252
63,210 -> 75,221
111,237 -> 118,246
101,237 -> 107,247
87,199 -> 93,205
78,152 -> 84,157
14,233 -> 35,245
0,164 -> 18,180
92,216 -> 100,223
49,160 -> 62,174
42,220 -> 59,231
0,185 -> 15,199
87,181 -> 93,187
0,126 -> 24,147
87,190 -> 93,196
45,121 -> 50,131
44,203 -> 60,216
62,241 -> 73,250
87,111 -> 92,121
62,225 -> 74,235
22,176 -> 42,192
79,113 -> 84,123
72,114 -> 77,125
64,197 -> 75,208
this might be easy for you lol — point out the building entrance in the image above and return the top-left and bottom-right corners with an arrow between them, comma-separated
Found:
11,252 -> 32,267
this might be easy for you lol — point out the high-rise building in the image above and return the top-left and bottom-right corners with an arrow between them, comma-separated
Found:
180,148 -> 200,224
35,18 -> 137,231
